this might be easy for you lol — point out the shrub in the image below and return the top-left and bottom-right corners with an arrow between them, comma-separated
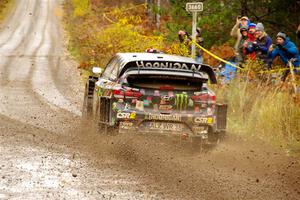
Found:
214,76 -> 300,152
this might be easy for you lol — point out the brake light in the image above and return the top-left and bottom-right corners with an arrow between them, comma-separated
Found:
210,95 -> 216,101
113,89 -> 125,99
124,90 -> 142,98
191,92 -> 216,103
113,89 -> 142,99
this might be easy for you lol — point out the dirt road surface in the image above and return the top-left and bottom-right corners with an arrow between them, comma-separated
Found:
0,1 -> 299,199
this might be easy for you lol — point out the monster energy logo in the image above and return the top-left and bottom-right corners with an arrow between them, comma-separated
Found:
176,92 -> 188,111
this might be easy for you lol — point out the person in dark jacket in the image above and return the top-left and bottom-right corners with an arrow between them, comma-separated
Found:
254,23 -> 272,65
269,32 -> 300,81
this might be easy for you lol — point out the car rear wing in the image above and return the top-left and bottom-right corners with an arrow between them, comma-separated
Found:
119,61 -> 217,84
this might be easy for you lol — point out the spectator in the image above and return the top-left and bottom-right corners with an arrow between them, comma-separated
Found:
236,25 -> 248,63
243,23 -> 257,60
254,23 -> 272,65
297,24 -> 300,39
231,16 -> 249,51
269,32 -> 300,81
178,29 -> 204,63
178,30 -> 191,45
220,56 -> 237,83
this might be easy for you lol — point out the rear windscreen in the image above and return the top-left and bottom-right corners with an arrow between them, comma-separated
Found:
126,74 -> 204,90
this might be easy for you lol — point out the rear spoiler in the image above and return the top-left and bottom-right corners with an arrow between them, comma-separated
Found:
119,61 -> 217,84
198,64 -> 217,84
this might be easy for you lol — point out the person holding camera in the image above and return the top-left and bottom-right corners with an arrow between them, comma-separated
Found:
269,32 -> 300,81
230,16 -> 250,51
254,23 -> 272,66
236,25 -> 248,63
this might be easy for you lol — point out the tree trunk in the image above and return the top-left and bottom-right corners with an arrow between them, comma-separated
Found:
240,0 -> 248,16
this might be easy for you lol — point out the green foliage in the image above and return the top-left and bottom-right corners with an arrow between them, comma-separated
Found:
166,0 -> 300,48
166,0 -> 240,47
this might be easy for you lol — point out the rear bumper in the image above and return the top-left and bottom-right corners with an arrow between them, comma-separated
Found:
114,111 -> 216,138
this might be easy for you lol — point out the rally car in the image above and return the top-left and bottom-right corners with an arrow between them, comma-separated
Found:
83,53 -> 227,144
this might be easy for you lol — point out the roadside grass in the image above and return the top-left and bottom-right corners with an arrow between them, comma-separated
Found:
214,68 -> 300,155
0,0 -> 14,23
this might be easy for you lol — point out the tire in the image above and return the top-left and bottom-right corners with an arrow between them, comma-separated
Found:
82,83 -> 93,119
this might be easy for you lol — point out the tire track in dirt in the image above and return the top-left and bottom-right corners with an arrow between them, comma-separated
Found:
0,1 -> 164,199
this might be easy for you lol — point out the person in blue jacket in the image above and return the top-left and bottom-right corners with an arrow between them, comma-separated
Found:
219,57 -> 237,83
268,32 -> 300,81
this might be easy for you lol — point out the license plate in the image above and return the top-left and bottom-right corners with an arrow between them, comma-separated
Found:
148,122 -> 183,131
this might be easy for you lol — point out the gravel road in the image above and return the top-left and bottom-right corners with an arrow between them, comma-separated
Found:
0,1 -> 299,199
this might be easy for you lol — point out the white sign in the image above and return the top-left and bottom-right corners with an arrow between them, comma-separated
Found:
186,2 -> 203,12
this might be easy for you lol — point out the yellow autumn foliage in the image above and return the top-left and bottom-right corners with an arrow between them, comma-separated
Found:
71,0 -> 90,17
96,20 -> 164,66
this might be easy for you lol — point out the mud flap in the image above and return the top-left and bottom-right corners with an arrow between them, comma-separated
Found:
87,76 -> 98,97
83,76 -> 98,118
99,97 -> 116,134
216,104 -> 227,132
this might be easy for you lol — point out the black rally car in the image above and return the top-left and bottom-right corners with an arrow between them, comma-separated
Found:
83,53 -> 227,141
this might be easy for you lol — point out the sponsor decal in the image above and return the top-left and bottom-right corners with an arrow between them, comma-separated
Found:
146,113 -> 181,121
120,122 -> 135,130
136,100 -> 144,111
143,99 -> 150,106
160,95 -> 175,106
161,95 -> 174,102
194,117 -> 213,124
175,92 -> 188,111
117,112 -> 136,119
159,105 -> 173,111
188,99 -> 194,107
120,121 -> 133,127
135,61 -> 203,72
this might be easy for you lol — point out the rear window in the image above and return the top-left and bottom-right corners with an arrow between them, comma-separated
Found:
126,74 -> 204,91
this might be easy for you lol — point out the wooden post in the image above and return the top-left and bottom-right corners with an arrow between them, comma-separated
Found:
156,0 -> 161,30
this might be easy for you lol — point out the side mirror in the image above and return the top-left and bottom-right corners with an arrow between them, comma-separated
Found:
92,67 -> 103,75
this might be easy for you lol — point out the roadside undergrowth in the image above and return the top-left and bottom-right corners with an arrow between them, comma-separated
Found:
64,0 -> 164,71
214,65 -> 300,155
0,0 -> 14,24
